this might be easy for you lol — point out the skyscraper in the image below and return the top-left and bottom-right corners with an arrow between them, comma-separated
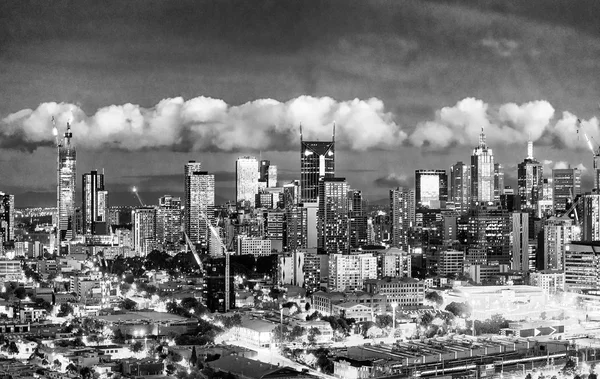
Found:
494,163 -> 504,201
517,139 -> 543,211
300,126 -> 335,203
541,217 -> 579,270
552,168 -> 581,214
450,162 -> 471,213
184,161 -> 215,247
415,169 -> 448,209
157,195 -> 182,245
0,192 -> 14,245
318,177 -> 349,253
512,212 -> 529,271
471,129 -> 494,204
348,189 -> 367,248
55,122 -> 76,245
82,170 -> 108,235
389,187 -> 415,251
285,205 -> 307,251
236,156 -> 259,207
132,206 -> 156,257
259,160 -> 278,188
467,202 -> 510,265
582,193 -> 600,242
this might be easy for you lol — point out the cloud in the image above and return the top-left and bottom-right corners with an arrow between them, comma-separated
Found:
373,173 -> 411,188
0,96 -> 407,152
409,98 -> 600,151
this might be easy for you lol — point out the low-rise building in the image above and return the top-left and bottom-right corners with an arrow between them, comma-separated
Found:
530,270 -> 565,294
332,303 -> 373,322
208,355 -> 313,379
363,277 -> 425,310
231,318 -> 278,348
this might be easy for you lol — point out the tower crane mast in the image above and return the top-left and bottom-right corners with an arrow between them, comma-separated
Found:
577,118 -> 600,191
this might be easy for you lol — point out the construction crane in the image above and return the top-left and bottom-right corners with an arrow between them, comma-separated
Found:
183,231 -> 206,276
577,118 -> 600,191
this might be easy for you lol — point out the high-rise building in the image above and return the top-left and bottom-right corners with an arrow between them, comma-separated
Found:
265,209 -> 285,252
348,189 -> 367,248
467,202 -> 510,265
389,187 -> 415,251
82,170 -> 108,235
517,140 -> 543,211
285,206 -> 307,251
378,247 -> 411,278
157,195 -> 182,245
259,160 -> 278,188
300,127 -> 335,203
512,212 -> 529,271
438,250 -> 465,276
583,193 -> 600,242
541,217 -> 579,271
552,168 -> 581,214
538,177 -> 554,217
450,162 -> 471,213
203,257 -> 235,313
494,163 -> 504,202
184,161 -> 215,247
132,206 -> 156,257
56,122 -> 76,245
236,156 -> 259,207
471,129 -> 494,204
318,178 -> 349,253
415,170 -> 448,209
0,193 -> 14,245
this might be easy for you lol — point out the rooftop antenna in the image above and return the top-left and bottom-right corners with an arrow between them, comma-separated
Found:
527,132 -> 533,160
332,121 -> 336,143
299,123 -> 303,141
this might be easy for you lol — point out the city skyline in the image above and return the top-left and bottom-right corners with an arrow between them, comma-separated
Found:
1,1 -> 600,206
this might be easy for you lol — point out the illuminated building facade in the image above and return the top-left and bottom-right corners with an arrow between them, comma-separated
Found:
564,241 -> 600,292
132,206 -> 156,257
236,156 -> 259,207
415,169 -> 447,209
285,206 -> 307,250
467,202 -> 510,265
318,178 -> 349,253
552,168 -> 581,214
512,212 -> 529,271
583,193 -> 600,242
57,123 -> 77,245
450,161 -> 471,213
0,193 -> 14,245
542,216 -> 579,271
470,129 -> 494,204
389,187 -> 415,251
184,161 -> 215,246
517,139 -> 543,211
494,163 -> 504,201
82,170 -> 108,235
348,189 -> 367,248
300,127 -> 335,203
157,195 -> 181,245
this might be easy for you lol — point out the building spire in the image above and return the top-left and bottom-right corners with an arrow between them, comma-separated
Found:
332,121 -> 336,143
478,127 -> 486,147
299,123 -> 303,142
527,133 -> 534,159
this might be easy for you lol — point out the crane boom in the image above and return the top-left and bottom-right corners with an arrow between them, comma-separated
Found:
131,187 -> 145,206
184,231 -> 205,275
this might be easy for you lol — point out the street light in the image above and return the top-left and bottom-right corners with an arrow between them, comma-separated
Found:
391,303 -> 398,331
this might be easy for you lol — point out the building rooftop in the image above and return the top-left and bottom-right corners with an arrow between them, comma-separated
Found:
93,311 -> 189,323
239,318 -> 279,333
209,355 -> 305,379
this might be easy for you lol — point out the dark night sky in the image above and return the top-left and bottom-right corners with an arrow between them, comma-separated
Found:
1,0 -> 600,206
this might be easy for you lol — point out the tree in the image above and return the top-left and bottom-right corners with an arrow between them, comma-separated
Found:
419,312 -> 434,327
376,314 -> 393,328
66,363 -> 78,373
308,327 -> 321,344
8,341 -> 19,355
305,303 -> 311,312
57,303 -> 74,317
540,311 -> 547,320
289,326 -> 305,341
425,291 -> 444,307
445,302 -> 471,318
190,346 -> 198,367
130,341 -> 144,352
14,287 -> 27,299
121,298 -> 137,311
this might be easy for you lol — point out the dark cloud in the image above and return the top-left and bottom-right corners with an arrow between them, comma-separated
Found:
373,173 -> 412,189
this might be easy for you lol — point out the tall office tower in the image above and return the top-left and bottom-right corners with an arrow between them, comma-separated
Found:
415,169 -> 448,209
236,156 -> 259,207
82,170 -> 108,235
285,206 -> 307,250
0,193 -> 14,244
450,162 -> 471,213
265,209 -> 285,252
203,257 -> 235,312
583,193 -> 600,242
157,195 -> 182,245
538,177 -> 554,217
348,189 -> 367,248
494,163 -> 504,201
389,187 -> 415,251
564,242 -> 600,292
184,161 -> 215,247
552,168 -> 581,214
541,217 -> 579,270
259,160 -> 278,188
132,206 -> 156,257
467,202 -> 511,265
56,122 -> 77,245
283,181 -> 300,208
512,212 -> 529,271
517,139 -> 543,211
300,126 -> 335,203
317,178 -> 349,253
471,129 -> 494,204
